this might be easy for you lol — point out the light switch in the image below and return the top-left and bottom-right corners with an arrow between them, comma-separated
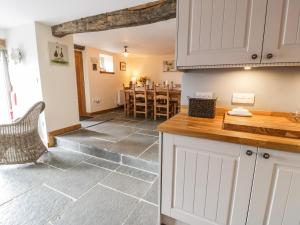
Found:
232,93 -> 255,105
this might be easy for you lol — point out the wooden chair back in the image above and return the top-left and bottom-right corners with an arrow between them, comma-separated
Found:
154,85 -> 171,120
133,85 -> 148,118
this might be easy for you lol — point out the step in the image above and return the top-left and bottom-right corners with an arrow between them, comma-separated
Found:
55,136 -> 159,174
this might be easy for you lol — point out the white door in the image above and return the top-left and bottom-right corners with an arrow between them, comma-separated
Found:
176,0 -> 268,67
262,0 -> 300,63
161,134 -> 257,225
247,148 -> 300,225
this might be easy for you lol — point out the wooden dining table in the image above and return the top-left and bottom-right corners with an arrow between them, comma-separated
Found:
124,88 -> 181,98
123,87 -> 182,117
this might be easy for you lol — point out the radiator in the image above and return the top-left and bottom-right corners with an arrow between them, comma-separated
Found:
117,89 -> 125,106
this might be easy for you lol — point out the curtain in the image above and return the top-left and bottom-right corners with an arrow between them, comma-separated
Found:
0,49 -> 12,123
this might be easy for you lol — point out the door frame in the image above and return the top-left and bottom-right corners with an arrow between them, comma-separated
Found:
74,50 -> 87,116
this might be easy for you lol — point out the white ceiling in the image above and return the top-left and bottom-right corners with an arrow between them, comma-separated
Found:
0,0 -> 176,56
0,0 -> 157,28
74,19 -> 176,56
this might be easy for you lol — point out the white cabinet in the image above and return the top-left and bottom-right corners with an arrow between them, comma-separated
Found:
177,0 -> 300,68
161,134 -> 300,225
177,0 -> 267,67
161,134 -> 257,225
262,0 -> 300,63
247,148 -> 300,225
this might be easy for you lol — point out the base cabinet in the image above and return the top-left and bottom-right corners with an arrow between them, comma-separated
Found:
161,134 -> 257,225
161,133 -> 300,225
247,148 -> 300,225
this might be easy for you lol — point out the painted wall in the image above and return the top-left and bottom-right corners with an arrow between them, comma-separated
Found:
82,47 -> 128,113
0,29 -> 7,39
126,55 -> 183,84
35,22 -> 80,132
182,67 -> 300,113
6,23 -> 47,141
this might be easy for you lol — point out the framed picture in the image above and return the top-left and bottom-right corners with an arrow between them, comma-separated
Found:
163,60 -> 177,72
92,64 -> 97,71
120,61 -> 126,71
48,42 -> 69,65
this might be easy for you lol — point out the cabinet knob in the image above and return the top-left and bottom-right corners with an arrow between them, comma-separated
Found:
246,150 -> 253,156
266,53 -> 273,59
263,153 -> 270,159
251,54 -> 258,60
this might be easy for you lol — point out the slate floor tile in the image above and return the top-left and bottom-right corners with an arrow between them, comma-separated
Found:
87,124 -> 139,142
38,147 -> 90,170
101,172 -> 151,198
116,165 -> 157,182
143,179 -> 159,205
122,155 -> 159,174
52,185 -> 138,225
45,162 -> 110,199
136,129 -> 159,137
135,120 -> 164,131
139,144 -> 159,162
0,185 -> 72,225
58,129 -> 100,141
80,120 -> 102,128
85,157 -> 120,171
107,134 -> 158,157
124,201 -> 158,225
0,163 -> 62,205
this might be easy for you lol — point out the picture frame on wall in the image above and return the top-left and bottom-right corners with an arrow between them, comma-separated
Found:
163,60 -> 177,72
120,61 -> 126,71
48,42 -> 69,65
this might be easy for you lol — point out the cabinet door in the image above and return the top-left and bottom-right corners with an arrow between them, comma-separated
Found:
262,0 -> 300,63
161,134 -> 257,225
176,0 -> 267,67
247,148 -> 300,225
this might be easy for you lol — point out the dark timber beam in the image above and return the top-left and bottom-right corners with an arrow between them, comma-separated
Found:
52,0 -> 176,37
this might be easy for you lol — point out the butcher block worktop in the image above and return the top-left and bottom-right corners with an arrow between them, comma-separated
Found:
157,111 -> 300,153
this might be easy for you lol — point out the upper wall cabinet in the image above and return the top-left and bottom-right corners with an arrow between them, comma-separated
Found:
262,0 -> 300,63
176,0 -> 300,68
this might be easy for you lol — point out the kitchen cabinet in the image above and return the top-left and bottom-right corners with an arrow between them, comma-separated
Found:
176,0 -> 300,68
161,134 -> 300,225
247,148 -> 300,225
262,0 -> 300,63
161,134 -> 257,225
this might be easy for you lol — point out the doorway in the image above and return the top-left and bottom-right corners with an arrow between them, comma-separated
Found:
74,50 -> 87,117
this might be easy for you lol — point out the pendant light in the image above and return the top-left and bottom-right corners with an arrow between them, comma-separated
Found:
123,46 -> 129,57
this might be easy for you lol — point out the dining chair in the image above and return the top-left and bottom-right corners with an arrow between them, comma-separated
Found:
123,84 -> 133,116
133,85 -> 150,119
154,85 -> 173,120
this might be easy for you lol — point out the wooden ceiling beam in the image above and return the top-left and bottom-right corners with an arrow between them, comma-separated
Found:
51,0 -> 176,38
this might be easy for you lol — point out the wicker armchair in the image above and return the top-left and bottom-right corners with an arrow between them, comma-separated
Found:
0,101 -> 47,165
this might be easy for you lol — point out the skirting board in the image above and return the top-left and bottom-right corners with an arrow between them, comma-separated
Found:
48,124 -> 81,147
86,106 -> 123,116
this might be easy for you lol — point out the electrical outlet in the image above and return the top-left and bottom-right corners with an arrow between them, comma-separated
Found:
195,92 -> 215,99
232,93 -> 255,105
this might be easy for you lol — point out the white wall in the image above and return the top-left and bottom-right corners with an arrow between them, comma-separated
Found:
0,29 -> 7,39
35,22 -> 80,132
126,55 -> 183,84
6,23 -> 47,141
182,67 -> 300,113
82,47 -> 128,113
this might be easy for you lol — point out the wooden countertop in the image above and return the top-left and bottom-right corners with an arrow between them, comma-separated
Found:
157,112 -> 300,153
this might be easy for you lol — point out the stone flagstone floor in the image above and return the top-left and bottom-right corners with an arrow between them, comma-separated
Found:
0,110 -> 163,225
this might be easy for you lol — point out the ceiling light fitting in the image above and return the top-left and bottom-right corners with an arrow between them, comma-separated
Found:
123,46 -> 129,57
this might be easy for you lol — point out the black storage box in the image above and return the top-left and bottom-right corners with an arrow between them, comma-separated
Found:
188,97 -> 217,118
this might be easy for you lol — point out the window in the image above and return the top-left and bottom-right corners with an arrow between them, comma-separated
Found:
99,54 -> 114,73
